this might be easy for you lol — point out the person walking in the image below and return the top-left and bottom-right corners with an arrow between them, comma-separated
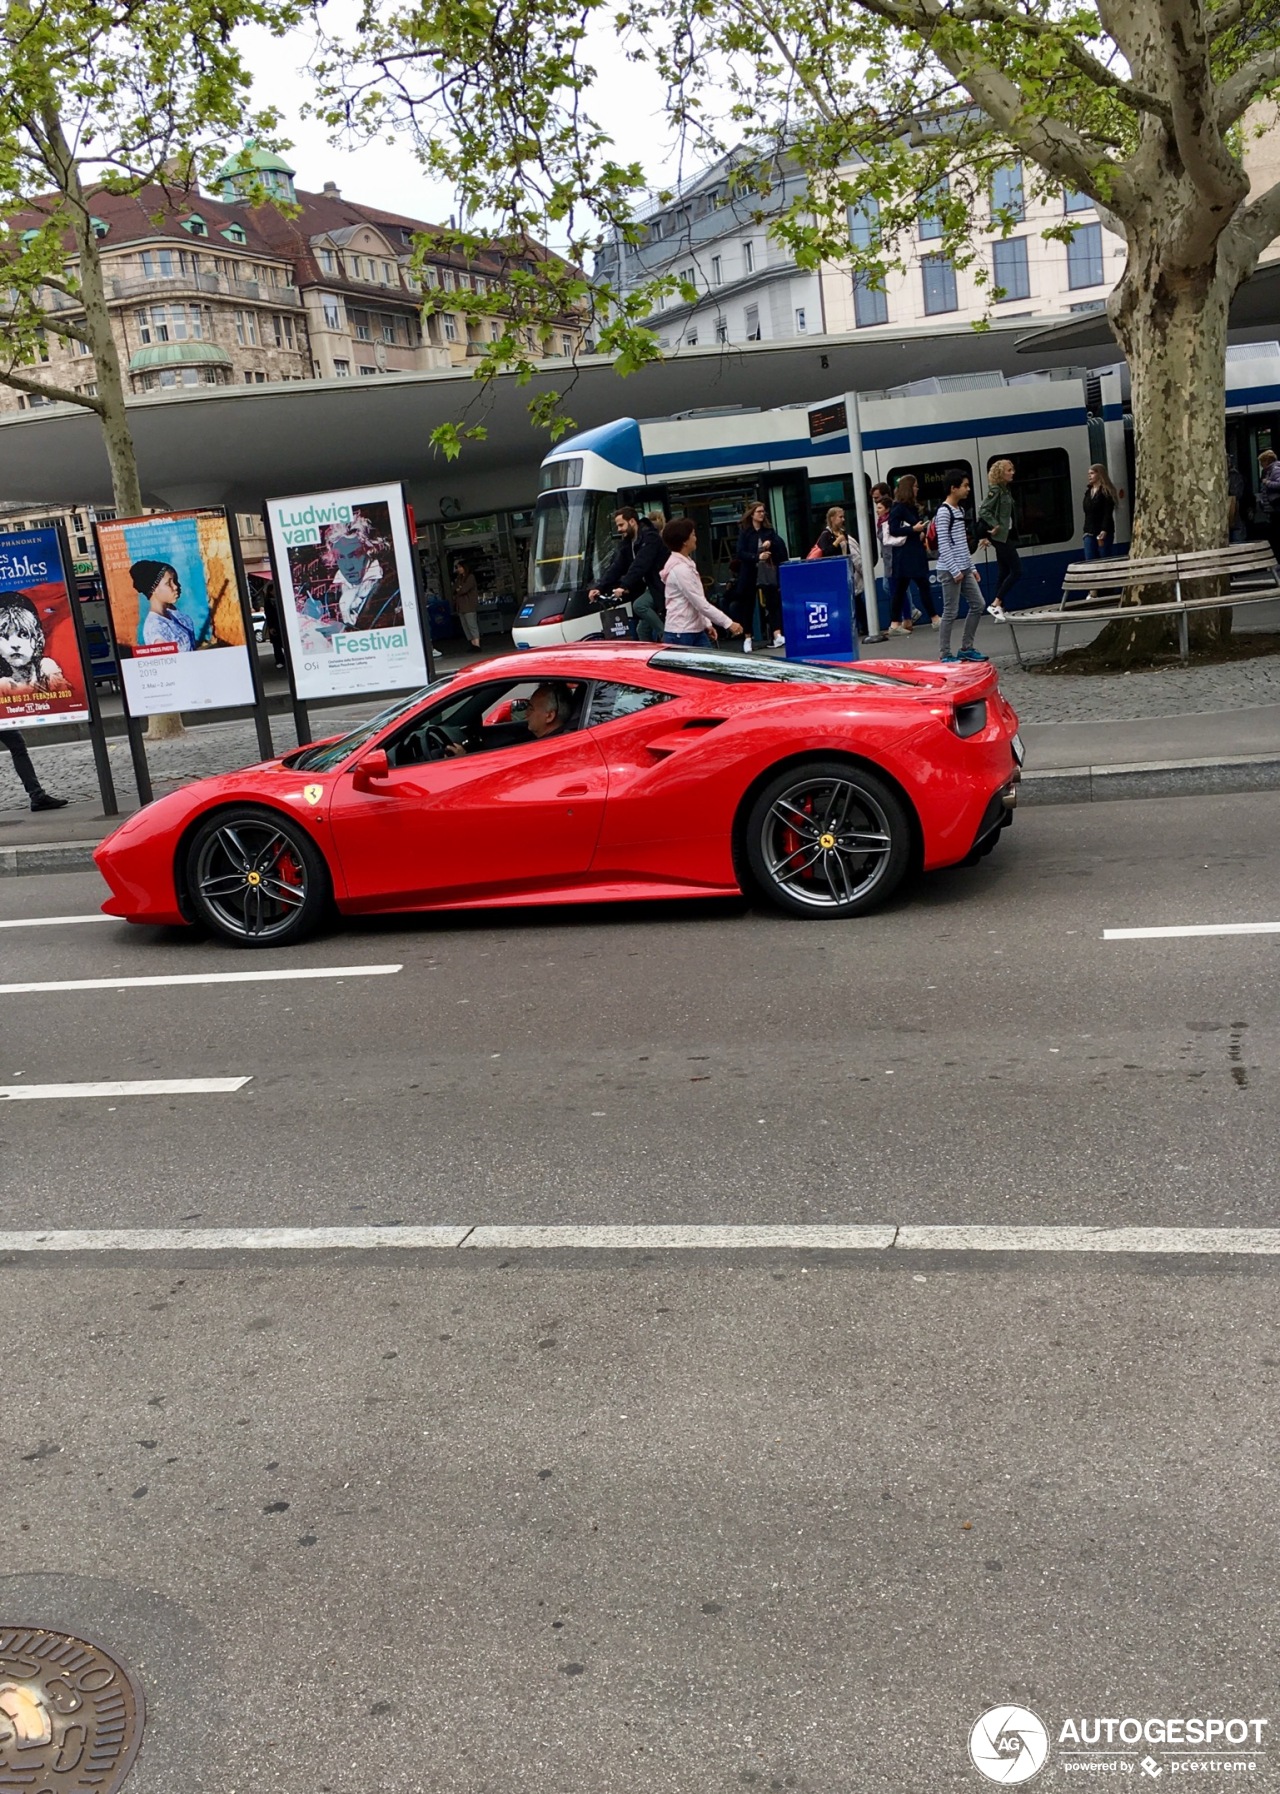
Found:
450,560 -> 482,649
1257,450 -> 1280,566
1082,464 -> 1119,559
589,506 -> 668,643
935,468 -> 987,663
734,501 -> 789,649
812,505 -> 871,636
978,458 -> 1021,620
2,729 -> 67,811
887,475 -> 937,631
659,518 -> 743,647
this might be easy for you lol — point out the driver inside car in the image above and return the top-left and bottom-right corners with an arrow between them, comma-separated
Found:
443,681 -> 577,755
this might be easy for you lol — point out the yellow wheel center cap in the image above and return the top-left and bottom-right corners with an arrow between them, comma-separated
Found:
819,832 -> 836,850
246,870 -> 262,886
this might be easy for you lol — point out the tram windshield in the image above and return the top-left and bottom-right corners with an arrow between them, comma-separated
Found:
529,490 -> 618,595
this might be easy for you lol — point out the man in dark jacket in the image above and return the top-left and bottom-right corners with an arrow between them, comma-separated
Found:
589,507 -> 668,642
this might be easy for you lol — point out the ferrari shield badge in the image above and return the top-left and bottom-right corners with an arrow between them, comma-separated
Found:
0,1626 -> 146,1790
302,784 -> 323,806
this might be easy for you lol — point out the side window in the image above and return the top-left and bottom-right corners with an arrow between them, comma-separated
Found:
984,447 -> 1073,545
887,460 -> 975,521
584,683 -> 673,726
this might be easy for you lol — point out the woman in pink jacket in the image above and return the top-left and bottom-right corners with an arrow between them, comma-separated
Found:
659,517 -> 744,647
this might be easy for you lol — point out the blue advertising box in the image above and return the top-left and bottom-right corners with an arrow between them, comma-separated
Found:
778,558 -> 859,663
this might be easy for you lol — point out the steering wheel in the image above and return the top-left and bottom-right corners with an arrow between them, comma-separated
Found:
424,723 -> 456,761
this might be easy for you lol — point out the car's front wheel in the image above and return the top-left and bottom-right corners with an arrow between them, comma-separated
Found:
745,760 -> 912,919
184,806 -> 331,947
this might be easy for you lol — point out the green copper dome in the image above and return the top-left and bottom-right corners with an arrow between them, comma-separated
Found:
215,143 -> 297,205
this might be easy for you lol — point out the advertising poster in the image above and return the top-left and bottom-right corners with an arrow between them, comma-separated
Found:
0,526 -> 93,730
97,508 -> 256,717
264,483 -> 429,701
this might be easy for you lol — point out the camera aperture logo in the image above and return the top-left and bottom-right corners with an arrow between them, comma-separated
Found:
970,1707 -> 1051,1784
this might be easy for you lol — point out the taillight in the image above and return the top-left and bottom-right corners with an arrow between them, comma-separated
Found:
537,612 -> 564,624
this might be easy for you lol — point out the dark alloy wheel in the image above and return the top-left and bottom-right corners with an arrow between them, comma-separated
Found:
745,760 -> 912,919
184,806 -> 330,947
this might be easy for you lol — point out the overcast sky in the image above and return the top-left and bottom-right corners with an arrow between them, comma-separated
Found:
235,5 -> 702,234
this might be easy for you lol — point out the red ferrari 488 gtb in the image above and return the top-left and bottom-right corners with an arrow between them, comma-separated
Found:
95,645 -> 1023,945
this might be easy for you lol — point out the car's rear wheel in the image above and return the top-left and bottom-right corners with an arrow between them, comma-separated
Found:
745,760 -> 912,919
184,806 -> 330,947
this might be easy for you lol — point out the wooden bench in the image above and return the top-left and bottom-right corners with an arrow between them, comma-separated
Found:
1004,542 -> 1280,666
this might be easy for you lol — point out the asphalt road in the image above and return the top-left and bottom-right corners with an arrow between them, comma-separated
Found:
3,791 -> 1280,1791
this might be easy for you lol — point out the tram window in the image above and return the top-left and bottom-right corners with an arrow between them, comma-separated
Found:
984,447 -> 1073,545
887,460 -> 974,519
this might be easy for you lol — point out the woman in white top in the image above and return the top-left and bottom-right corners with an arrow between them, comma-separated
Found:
659,518 -> 744,647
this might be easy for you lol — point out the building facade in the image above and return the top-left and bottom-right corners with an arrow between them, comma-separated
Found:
823,160 -> 1124,335
594,152 -> 826,349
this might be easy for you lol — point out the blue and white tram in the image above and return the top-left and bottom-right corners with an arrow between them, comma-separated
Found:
515,346 -> 1280,647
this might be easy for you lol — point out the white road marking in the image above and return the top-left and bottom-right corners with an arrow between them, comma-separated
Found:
898,1225 -> 1280,1253
0,964 -> 402,995
1104,921 -> 1280,940
461,1224 -> 896,1250
0,914 -> 114,930
0,1227 -> 472,1253
0,1078 -> 251,1101
0,1223 -> 1277,1256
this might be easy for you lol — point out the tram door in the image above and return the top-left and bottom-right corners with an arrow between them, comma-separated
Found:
662,476 -> 765,603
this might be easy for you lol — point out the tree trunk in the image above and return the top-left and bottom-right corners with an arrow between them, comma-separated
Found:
1073,248 -> 1236,666
49,110 -> 184,738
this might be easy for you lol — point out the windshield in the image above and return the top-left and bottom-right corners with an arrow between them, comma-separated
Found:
287,676 -> 458,771
529,490 -> 617,595
647,651 -> 913,687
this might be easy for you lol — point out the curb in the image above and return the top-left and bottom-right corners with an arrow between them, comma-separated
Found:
3,753 -> 1279,878
1020,751 -> 1280,805
0,839 -> 104,878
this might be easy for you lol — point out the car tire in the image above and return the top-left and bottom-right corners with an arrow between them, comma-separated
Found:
184,805 -> 331,948
745,760 -> 912,919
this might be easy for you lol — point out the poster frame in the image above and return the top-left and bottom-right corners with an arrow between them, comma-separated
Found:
91,504 -> 271,804
261,479 -> 434,742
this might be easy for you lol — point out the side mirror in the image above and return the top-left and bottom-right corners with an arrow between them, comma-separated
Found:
353,747 -> 390,791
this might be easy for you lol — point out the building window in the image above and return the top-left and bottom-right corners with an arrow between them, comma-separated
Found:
358,364 -> 377,376
686,328 -> 698,346
319,249 -> 335,273
381,261 -> 393,284
710,255 -> 722,285
233,309 -> 258,346
273,314 -> 296,348
490,322 -> 502,341
744,304 -> 761,341
991,163 -> 1025,224
715,318 -> 728,344
922,253 -> 958,314
380,317 -> 398,343
321,297 -> 341,329
1068,298 -> 1107,313
677,264 -> 695,292
71,336 -> 91,357
140,248 -> 177,279
423,267 -> 439,289
918,180 -> 948,241
441,269 -> 456,291
853,275 -> 888,328
333,358 -> 350,376
1066,221 -> 1104,288
474,276 -> 487,297
78,382 -> 98,397
354,316 -> 372,341
742,240 -> 755,274
242,369 -> 267,384
443,314 -> 458,342
1064,189 -> 1093,214
221,223 -> 247,245
795,306 -> 807,334
992,236 -> 1031,302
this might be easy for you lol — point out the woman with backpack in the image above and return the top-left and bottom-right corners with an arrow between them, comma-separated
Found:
887,475 -> 937,631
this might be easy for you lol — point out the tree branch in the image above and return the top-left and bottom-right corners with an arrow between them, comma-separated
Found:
950,0 -> 1174,126
0,366 -> 103,412
1229,169 -> 1280,252
1218,46 -> 1280,131
852,0 -> 1137,212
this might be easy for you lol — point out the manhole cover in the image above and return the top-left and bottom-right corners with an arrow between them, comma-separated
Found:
0,1627 -> 144,1789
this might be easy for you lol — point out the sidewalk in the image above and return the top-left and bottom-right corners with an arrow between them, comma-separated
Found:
5,620 -> 1280,874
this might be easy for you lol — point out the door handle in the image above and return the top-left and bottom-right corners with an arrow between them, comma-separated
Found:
558,782 -> 591,796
